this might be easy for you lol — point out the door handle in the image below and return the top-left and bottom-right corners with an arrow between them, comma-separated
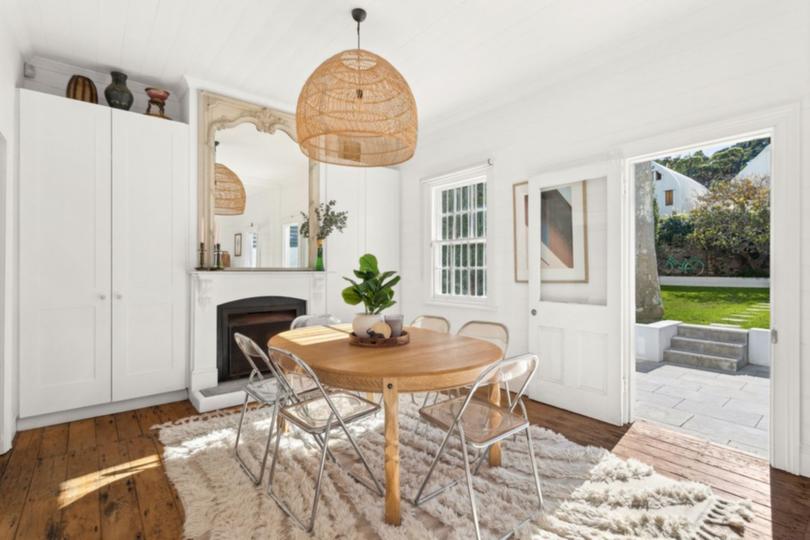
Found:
771,329 -> 778,344
530,309 -> 537,316
98,293 -> 107,300
115,292 -> 123,300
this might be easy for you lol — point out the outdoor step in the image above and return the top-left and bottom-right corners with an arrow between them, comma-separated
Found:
663,349 -> 748,372
669,336 -> 747,361
676,323 -> 748,344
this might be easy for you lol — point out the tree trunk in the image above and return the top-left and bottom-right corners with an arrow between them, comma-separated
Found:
635,162 -> 664,323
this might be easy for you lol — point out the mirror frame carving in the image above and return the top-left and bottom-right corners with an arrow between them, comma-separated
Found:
197,90 -> 319,269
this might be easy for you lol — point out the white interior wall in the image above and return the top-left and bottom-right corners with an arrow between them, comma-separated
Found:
0,13 -> 25,453
399,0 -> 810,473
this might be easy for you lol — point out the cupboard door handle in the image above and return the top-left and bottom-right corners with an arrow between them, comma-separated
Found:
115,293 -> 123,300
98,294 -> 107,300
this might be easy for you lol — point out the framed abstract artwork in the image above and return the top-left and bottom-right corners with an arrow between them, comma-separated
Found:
540,181 -> 588,282
512,181 -> 529,282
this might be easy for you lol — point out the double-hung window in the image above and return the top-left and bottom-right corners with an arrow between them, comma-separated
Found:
429,169 -> 488,301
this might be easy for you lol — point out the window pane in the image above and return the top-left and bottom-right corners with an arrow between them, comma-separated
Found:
442,269 -> 449,294
441,190 -> 447,213
470,268 -> 477,296
461,244 -> 468,266
476,211 -> 484,237
447,189 -> 454,212
461,270 -> 469,294
479,270 -> 486,295
454,270 -> 461,294
476,243 -> 484,265
442,245 -> 448,266
476,182 -> 485,208
462,185 -> 469,210
462,213 -> 469,237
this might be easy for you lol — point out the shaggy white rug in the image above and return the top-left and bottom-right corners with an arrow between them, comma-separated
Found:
157,399 -> 752,539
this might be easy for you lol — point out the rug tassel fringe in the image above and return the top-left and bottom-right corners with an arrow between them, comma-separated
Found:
697,498 -> 754,538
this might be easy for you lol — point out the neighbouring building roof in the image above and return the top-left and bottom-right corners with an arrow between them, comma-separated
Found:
734,143 -> 771,181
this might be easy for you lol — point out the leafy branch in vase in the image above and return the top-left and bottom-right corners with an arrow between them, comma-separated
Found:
300,200 -> 349,240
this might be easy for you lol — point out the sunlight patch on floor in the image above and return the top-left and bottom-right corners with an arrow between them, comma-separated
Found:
57,454 -> 161,509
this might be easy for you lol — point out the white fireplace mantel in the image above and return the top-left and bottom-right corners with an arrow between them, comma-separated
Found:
188,270 -> 328,411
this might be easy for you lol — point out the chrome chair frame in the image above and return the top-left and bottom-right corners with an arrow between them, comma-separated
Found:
413,354 -> 543,540
266,346 -> 384,533
290,313 -> 341,329
232,333 -> 287,485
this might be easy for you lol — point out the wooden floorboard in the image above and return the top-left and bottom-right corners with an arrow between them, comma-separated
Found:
0,398 -> 805,539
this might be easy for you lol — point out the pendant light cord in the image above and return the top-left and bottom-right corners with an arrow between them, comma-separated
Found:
356,15 -> 362,99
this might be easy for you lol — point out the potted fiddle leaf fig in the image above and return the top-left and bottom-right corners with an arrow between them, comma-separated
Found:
342,253 -> 400,336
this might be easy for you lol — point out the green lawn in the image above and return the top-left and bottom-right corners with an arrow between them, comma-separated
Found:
660,286 -> 770,329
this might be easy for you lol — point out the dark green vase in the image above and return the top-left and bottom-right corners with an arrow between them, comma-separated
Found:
104,71 -> 134,110
315,241 -> 325,271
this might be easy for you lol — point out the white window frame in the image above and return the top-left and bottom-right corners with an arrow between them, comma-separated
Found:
422,162 -> 494,307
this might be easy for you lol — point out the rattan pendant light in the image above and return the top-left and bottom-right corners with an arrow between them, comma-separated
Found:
296,8 -> 417,167
214,163 -> 246,215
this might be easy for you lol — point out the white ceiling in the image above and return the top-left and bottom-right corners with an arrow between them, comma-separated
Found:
2,0 -> 706,128
215,122 -> 308,195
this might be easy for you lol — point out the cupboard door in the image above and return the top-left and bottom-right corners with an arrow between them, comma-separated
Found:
19,90 -> 112,417
323,165 -> 401,323
111,111 -> 189,401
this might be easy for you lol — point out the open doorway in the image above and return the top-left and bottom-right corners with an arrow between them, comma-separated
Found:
633,136 -> 771,458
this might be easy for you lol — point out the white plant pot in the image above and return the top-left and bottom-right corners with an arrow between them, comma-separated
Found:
352,313 -> 383,337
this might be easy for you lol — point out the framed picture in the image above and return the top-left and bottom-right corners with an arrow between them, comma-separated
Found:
512,181 -> 529,282
540,181 -> 588,282
234,233 -> 242,257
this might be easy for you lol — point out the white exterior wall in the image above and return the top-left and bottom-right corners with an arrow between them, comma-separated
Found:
398,1 -> 810,474
653,164 -> 708,216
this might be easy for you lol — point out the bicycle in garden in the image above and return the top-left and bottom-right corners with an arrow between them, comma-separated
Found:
663,255 -> 705,275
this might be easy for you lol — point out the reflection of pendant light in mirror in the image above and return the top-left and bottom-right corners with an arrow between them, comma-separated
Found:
213,142 -> 246,215
295,8 -> 417,167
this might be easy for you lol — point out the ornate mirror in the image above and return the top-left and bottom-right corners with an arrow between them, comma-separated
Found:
197,91 -> 319,269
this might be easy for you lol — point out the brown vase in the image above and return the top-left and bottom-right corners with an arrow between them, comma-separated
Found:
66,75 -> 98,104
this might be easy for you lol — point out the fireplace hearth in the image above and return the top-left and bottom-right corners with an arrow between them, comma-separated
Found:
217,296 -> 306,381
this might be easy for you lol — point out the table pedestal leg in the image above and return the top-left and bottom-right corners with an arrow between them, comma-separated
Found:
488,383 -> 502,466
383,378 -> 400,525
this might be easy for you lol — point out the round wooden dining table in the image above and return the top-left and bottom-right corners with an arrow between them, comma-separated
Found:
268,323 -> 503,526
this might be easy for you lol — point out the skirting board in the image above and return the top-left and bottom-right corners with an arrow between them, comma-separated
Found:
17,389 -> 189,431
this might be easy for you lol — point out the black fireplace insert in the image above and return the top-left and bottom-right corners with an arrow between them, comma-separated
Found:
216,296 -> 306,382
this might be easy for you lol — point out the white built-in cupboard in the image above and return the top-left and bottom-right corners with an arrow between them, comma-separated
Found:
19,89 -> 188,418
323,165 -> 400,323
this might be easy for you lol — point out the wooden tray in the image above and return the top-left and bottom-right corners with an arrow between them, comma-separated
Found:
349,330 -> 410,347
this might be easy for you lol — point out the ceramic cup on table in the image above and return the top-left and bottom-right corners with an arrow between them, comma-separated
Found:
384,314 -> 404,337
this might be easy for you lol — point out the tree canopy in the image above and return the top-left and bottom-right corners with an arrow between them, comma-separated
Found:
657,138 -> 769,187
688,178 -> 770,273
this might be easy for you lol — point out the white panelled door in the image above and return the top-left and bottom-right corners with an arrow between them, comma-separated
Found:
19,90 -> 113,417
111,110 -> 189,401
526,161 -> 624,425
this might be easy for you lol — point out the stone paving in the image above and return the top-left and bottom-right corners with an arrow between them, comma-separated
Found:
635,360 -> 769,457
711,301 -> 770,328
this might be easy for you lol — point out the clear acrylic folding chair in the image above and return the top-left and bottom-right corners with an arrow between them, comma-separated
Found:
290,313 -> 341,329
232,333 -> 288,485
411,314 -> 451,334
266,346 -> 384,533
421,320 -> 509,409
413,354 -> 543,540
